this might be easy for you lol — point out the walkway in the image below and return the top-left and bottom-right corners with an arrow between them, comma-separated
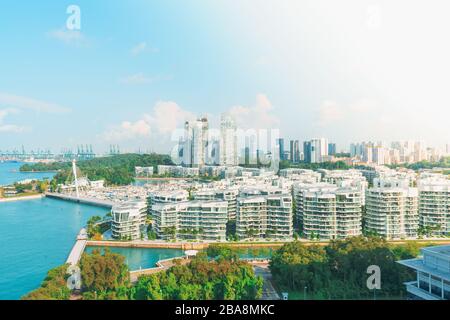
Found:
66,228 -> 88,266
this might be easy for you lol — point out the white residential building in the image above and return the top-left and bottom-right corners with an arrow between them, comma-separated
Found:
417,176 -> 450,236
365,187 -> 419,239
236,194 -> 293,240
192,188 -> 239,220
111,200 -> 147,240
294,183 -> 362,240
152,200 -> 228,241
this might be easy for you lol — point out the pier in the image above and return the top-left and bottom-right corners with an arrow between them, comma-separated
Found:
45,192 -> 114,209
66,229 -> 88,266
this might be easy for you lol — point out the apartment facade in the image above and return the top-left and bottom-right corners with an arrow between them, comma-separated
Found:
111,200 -> 147,240
192,188 -> 239,220
152,200 -> 228,241
418,177 -> 450,236
236,194 -> 293,240
365,187 -> 419,239
297,186 -> 362,240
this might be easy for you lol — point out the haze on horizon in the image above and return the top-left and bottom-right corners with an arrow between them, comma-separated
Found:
0,0 -> 449,154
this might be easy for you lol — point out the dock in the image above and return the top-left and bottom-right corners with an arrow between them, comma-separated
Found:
45,192 -> 114,209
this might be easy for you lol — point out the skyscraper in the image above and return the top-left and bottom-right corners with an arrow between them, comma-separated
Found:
290,140 -> 300,163
180,117 -> 209,167
328,143 -> 337,156
303,141 -> 312,163
219,113 -> 238,166
307,138 -> 328,163
277,138 -> 285,161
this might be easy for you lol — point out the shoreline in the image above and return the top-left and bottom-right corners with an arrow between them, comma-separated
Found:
0,194 -> 44,203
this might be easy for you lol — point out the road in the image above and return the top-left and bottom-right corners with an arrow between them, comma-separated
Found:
253,264 -> 280,300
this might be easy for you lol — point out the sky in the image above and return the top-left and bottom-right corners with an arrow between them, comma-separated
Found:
0,0 -> 449,154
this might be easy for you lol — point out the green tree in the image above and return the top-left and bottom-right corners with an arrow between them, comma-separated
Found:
79,249 -> 130,299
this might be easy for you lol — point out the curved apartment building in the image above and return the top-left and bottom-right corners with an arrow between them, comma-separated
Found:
111,200 -> 148,240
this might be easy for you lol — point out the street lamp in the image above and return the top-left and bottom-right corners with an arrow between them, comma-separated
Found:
304,286 -> 307,300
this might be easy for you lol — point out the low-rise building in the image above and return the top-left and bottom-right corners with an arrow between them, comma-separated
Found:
398,245 -> 450,300
135,166 -> 154,177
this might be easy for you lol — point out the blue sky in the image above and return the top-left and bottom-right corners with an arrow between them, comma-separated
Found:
0,0 -> 449,153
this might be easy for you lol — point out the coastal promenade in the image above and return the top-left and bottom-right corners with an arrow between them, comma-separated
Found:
45,192 -> 114,209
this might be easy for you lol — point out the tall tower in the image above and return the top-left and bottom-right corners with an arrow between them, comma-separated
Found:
219,113 -> 238,166
191,117 -> 208,167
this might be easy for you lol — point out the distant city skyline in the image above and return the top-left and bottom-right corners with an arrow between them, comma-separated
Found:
1,0 -> 449,153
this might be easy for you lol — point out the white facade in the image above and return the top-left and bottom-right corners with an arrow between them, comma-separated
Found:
310,138 -> 329,163
111,200 -> 147,240
365,187 -> 419,239
152,200 -> 228,241
236,194 -> 293,240
294,183 -> 362,240
418,176 -> 450,236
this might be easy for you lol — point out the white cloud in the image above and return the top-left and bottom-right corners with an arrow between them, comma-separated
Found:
228,94 -> 279,129
145,101 -> 195,134
0,92 -> 71,113
119,73 -> 152,85
130,42 -> 158,56
47,28 -> 87,46
0,108 -> 29,133
131,42 -> 147,56
99,95 -> 278,151
100,101 -> 194,143
102,120 -> 151,141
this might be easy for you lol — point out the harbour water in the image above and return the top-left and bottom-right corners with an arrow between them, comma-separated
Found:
0,161 -> 56,186
0,197 -> 109,300
85,247 -> 185,271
